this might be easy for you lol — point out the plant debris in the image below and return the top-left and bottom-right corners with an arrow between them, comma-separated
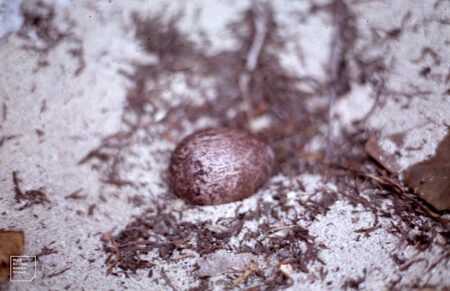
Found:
0,135 -> 16,148
46,267 -> 71,278
35,246 -> 58,261
233,261 -> 256,286
12,171 -> 50,210
64,189 -> 86,200
403,131 -> 450,211
18,0 -> 85,75
102,196 -> 324,289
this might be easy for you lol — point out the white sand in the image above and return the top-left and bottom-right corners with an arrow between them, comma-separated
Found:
0,0 -> 448,290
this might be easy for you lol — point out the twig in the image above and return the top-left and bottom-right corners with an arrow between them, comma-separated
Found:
46,267 -> 71,278
326,0 -> 355,159
161,268 -> 178,291
361,173 -> 450,227
263,225 -> 298,237
239,3 -> 269,125
329,162 -> 450,228
64,188 -> 85,200
326,1 -> 345,159
116,239 -> 157,248
361,73 -> 384,122
246,5 -> 268,72
234,261 -> 256,286
106,239 -> 120,275
173,253 -> 195,261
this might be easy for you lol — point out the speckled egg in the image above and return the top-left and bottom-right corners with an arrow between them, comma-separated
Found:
169,127 -> 274,205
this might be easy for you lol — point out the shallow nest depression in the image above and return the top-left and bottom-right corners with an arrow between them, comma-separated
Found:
75,1 -> 450,290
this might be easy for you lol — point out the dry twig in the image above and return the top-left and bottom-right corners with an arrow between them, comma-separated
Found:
106,239 -> 120,275
234,261 -> 256,286
239,2 -> 269,126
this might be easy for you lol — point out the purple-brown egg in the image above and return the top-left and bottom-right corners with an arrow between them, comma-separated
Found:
169,127 -> 274,205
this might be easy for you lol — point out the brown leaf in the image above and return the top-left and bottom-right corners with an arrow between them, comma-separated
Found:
365,134 -> 404,173
0,231 -> 25,283
403,132 -> 450,211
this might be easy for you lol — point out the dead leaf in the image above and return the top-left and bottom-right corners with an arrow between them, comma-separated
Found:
403,131 -> 450,211
0,231 -> 25,283
366,130 -> 450,211
365,135 -> 403,173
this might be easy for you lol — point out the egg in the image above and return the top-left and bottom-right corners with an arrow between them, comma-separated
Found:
169,127 -> 274,205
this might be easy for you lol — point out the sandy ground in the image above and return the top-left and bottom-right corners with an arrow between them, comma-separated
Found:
0,0 -> 449,290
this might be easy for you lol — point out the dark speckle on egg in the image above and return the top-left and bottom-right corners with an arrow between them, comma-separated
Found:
169,127 -> 274,205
